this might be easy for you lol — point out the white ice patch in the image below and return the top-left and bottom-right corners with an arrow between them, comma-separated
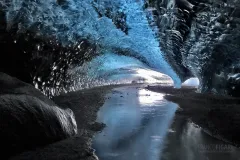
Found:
182,77 -> 199,87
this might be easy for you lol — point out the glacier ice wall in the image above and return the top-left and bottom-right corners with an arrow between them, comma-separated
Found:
68,53 -> 173,91
0,0 -> 180,96
148,0 -> 240,97
2,0 -> 240,97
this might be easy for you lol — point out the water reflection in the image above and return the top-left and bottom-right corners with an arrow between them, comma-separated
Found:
93,86 -> 240,160
138,89 -> 165,105
93,87 -> 177,160
162,117 -> 240,160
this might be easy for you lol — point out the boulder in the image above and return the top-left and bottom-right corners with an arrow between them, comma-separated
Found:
0,73 -> 77,159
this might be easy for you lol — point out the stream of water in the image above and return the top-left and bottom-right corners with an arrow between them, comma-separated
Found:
93,85 -> 240,160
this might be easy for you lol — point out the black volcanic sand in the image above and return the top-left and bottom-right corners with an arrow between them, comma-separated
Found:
10,85 -> 122,160
146,85 -> 240,147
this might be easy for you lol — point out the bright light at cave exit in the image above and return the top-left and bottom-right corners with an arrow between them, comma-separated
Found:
135,68 -> 174,84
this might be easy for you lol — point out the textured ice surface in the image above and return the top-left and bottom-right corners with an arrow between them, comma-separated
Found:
148,0 -> 240,96
68,53 -> 174,91
2,0 -> 240,96
1,0 -> 180,92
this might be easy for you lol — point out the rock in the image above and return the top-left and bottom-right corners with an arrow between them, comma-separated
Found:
10,84 -> 113,160
10,135 -> 99,160
0,72 -> 54,104
88,122 -> 106,132
0,73 -> 77,159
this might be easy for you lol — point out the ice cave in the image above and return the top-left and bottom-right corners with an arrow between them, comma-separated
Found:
0,0 -> 240,160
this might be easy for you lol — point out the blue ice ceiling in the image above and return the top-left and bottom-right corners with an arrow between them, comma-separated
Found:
3,0 -> 180,87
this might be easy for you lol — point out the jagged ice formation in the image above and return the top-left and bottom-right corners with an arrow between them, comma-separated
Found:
0,0 -> 240,97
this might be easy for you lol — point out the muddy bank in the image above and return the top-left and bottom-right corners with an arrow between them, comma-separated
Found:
10,85 -> 122,160
146,85 -> 240,147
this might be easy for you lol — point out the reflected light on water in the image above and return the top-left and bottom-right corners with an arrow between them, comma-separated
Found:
138,89 -> 165,105
93,86 -> 240,160
93,86 -> 178,160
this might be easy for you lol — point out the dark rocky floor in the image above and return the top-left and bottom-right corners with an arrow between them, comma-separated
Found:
0,72 -> 139,160
0,73 -> 78,159
147,85 -> 240,147
10,85 -> 119,160
0,72 -> 116,160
